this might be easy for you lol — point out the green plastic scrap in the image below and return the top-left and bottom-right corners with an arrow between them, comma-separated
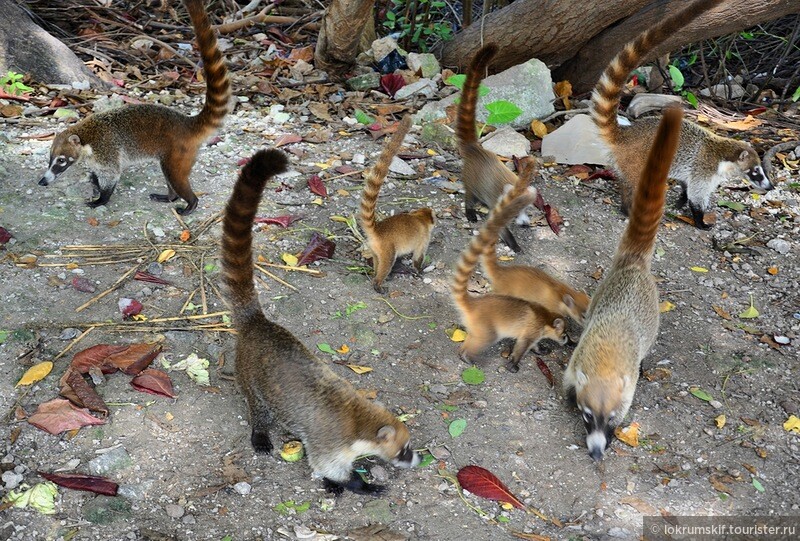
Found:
5,482 -> 58,514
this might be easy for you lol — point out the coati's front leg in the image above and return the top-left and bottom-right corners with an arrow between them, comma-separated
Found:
249,413 -> 274,453
464,190 -> 479,222
674,184 -> 688,210
153,156 -> 199,215
324,471 -> 385,496
688,201 -> 712,230
86,172 -> 118,208
505,336 -> 533,373
499,226 -> 521,253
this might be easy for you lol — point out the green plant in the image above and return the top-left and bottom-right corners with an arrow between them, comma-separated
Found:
792,86 -> 800,102
383,0 -> 454,52
668,64 -> 699,108
0,71 -> 33,96
445,74 -> 522,136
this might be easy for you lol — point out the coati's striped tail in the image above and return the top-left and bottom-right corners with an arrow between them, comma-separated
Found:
222,149 -> 289,324
184,0 -> 231,132
359,115 -> 413,237
457,43 -> 499,148
615,107 -> 682,269
590,0 -> 722,143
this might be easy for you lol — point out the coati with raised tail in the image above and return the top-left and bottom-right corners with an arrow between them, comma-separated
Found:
451,160 -> 567,373
222,149 -> 419,494
564,107 -> 682,461
481,241 -> 591,324
590,0 -> 771,230
359,115 -> 436,293
457,42 -> 528,252
38,0 -> 230,215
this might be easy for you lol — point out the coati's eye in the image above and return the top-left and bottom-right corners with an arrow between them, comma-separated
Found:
582,411 -> 593,424
57,157 -> 66,164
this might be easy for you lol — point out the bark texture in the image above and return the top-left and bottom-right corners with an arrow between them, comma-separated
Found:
314,0 -> 375,81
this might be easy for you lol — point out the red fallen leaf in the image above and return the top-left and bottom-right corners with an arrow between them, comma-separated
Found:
72,276 -> 96,293
49,97 -> 68,108
335,164 -> 359,175
72,344 -> 128,374
206,135 -> 222,146
296,232 -> 336,266
586,168 -> 616,181
380,73 -> 406,97
61,368 -> 109,415
307,174 -> 328,197
745,106 -> 767,116
134,271 -> 170,286
535,357 -> 554,388
456,465 -> 525,509
533,191 -> 563,235
236,157 -> 250,166
253,215 -> 303,228
368,122 -> 383,132
0,226 -> 12,244
0,88 -> 30,101
118,298 -> 143,319
275,133 -> 303,147
131,368 -> 176,398
107,343 -> 162,375
28,398 -> 105,435
39,471 -> 118,496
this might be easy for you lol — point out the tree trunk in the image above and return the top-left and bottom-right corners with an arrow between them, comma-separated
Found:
314,0 -> 375,81
437,0 -> 800,94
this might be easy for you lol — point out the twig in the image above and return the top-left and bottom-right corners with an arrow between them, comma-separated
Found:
324,169 -> 366,182
171,207 -> 189,232
199,252 -> 209,315
373,297 -> 431,320
214,6 -> 301,34
181,288 -> 199,313
254,265 -> 298,291
52,326 -> 96,362
75,265 -> 140,312
259,262 -> 323,275
539,107 -> 590,123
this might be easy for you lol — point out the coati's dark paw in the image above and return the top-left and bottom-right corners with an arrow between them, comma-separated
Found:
149,193 -> 177,203
178,199 -> 198,215
373,283 -> 387,294
696,221 -> 713,230
251,431 -> 273,454
323,479 -> 346,496
465,208 -> 478,222
504,360 -> 520,373
86,199 -> 104,209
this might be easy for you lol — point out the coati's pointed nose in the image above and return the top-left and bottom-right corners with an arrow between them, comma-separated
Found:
586,430 -> 608,462
589,447 -> 604,462
38,178 -> 49,186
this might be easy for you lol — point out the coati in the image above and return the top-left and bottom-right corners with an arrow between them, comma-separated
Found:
590,0 -> 771,230
359,115 -> 436,293
38,0 -> 230,215
457,42 -> 528,252
481,241 -> 591,324
563,107 -> 682,461
222,149 -> 419,494
451,160 -> 567,373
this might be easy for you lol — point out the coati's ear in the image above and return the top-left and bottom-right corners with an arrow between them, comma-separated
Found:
67,135 -> 81,147
738,150 -> 751,162
553,318 -> 565,333
377,425 -> 396,442
563,294 -> 575,309
576,369 -> 589,388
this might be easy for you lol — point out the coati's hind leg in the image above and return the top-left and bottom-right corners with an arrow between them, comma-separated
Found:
371,247 -> 396,294
152,155 -> 199,215
688,200 -> 712,230
500,226 -> 521,253
505,336 -> 533,373
86,171 -> 118,208
411,243 -> 429,274
249,411 -> 274,453
324,471 -> 385,496
459,329 -> 494,364
464,190 -> 479,222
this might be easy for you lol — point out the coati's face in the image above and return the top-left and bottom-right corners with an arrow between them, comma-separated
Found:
562,292 -> 591,324
570,371 -> 630,461
39,134 -> 82,186
377,423 -> 420,469
737,149 -> 773,192
544,317 -> 568,346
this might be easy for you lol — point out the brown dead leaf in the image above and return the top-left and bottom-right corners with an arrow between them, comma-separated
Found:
590,267 -> 604,281
308,102 -> 333,122
287,45 -> 314,63
709,473 -> 734,494
712,305 -> 732,320
619,496 -> 658,515
614,422 -> 640,447
721,115 -> 763,131
742,463 -> 758,475
553,80 -> 572,109
643,367 -> 672,381
28,398 -> 105,434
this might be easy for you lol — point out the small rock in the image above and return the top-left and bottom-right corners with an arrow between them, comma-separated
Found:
182,514 -> 196,525
541,114 -> 611,165
429,446 -> 451,460
388,157 -> 415,176
146,262 -> 163,275
363,499 -> 393,523
394,78 -> 437,100
371,37 -> 400,62
165,503 -> 185,519
406,53 -> 440,78
233,481 -> 251,495
59,328 -> 80,340
88,446 -> 132,476
709,400 -> 723,409
626,93 -> 682,118
352,153 -> 366,165
2,470 -> 23,489
480,126 -> 530,159
429,384 -> 448,395
607,527 -> 632,538
83,496 -> 132,524
700,81 -> 745,99
371,465 -> 388,483
347,72 -> 381,92
766,238 -> 791,255
419,122 -> 456,149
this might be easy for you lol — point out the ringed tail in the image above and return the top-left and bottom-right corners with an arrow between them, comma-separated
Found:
457,43 -> 499,147
184,0 -> 231,132
615,107 -> 682,269
358,115 -> 413,236
221,149 -> 289,324
590,0 -> 722,144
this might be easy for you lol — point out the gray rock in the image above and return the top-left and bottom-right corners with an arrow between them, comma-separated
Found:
388,157 -> 415,176
165,504 -> 185,519
363,499 -> 393,523
709,400 -> 723,409
233,481 -> 251,495
371,37 -> 400,62
627,93 -> 682,118
700,82 -> 745,99
541,114 -> 611,166
2,470 -> 23,489
479,126 -> 530,159
429,384 -> 448,395
83,496 -> 132,524
88,446 -> 132,476
370,465 -> 389,483
406,53 -> 440,78
346,72 -> 381,92
607,527 -> 632,538
394,78 -> 437,100
767,238 -> 791,255
419,122 -> 456,149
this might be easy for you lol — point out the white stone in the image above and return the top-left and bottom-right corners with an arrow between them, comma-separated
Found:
371,37 -> 399,62
767,238 -> 791,255
352,153 -> 366,165
406,53 -> 440,78
479,126 -> 530,159
233,481 -> 251,495
389,156 -> 415,176
541,114 -> 611,166
2,471 -> 23,490
700,82 -> 745,99
394,78 -> 437,100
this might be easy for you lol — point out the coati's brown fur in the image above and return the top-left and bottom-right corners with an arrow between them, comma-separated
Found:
590,0 -> 771,229
457,43 -> 528,252
481,241 -> 591,324
359,116 -> 436,293
222,149 -> 419,495
39,0 -> 230,215
451,160 -> 567,373
563,107 -> 682,461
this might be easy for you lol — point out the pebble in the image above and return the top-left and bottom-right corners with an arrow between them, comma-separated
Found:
165,504 -> 185,519
608,527 -> 632,538
709,400 -> 723,409
88,446 -> 132,476
2,471 -> 23,489
429,384 -> 447,395
370,465 -> 388,483
59,328 -> 80,340
233,481 -> 251,495
766,238 -> 791,254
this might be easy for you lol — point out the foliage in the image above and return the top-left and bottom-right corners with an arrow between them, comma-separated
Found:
382,0 -> 454,52
1,71 -> 33,95
444,74 -> 523,136
668,62 -> 699,108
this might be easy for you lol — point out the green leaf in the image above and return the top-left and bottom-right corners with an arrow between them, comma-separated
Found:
437,404 -> 458,412
718,200 -> 745,212
477,83 -> 490,97
385,11 -> 395,21
752,478 -> 765,492
690,388 -> 713,402
0,330 -> 8,344
317,343 -> 336,355
53,108 -> 79,119
484,100 -> 522,125
448,419 -> 467,438
294,501 -> 311,513
740,31 -> 754,39
417,453 -> 435,468
445,74 -> 466,90
792,86 -> 800,102
461,366 -> 485,385
345,301 -> 367,316
685,91 -> 698,108
668,65 -> 685,90
497,516 -> 510,523
354,109 -> 374,125
203,263 -> 217,273
221,536 -> 233,541
739,295 -> 759,319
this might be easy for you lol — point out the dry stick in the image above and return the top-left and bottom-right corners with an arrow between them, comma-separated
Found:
324,169 -> 365,182
75,265 -> 139,312
199,253 -> 209,315
254,264 -> 298,291
52,326 -> 97,362
259,261 -> 323,275
171,207 -> 189,232
181,288 -> 199,313
214,7 -> 301,34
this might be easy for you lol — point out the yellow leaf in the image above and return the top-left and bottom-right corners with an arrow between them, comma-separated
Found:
500,502 -> 514,510
314,162 -> 330,170
739,295 -> 759,319
715,414 -> 726,428
530,119 -> 548,138
164,412 -> 174,422
65,263 -> 79,270
338,131 -> 352,136
330,215 -> 350,223
427,149 -> 438,156
157,249 -> 176,263
767,267 -> 778,275
659,300 -> 675,313
450,328 -> 467,342
257,254 -> 267,263
346,364 -> 373,374
498,255 -> 514,262
132,314 -> 148,321
614,422 -> 640,447
690,266 -> 708,273
337,344 -> 350,354
751,193 -> 760,201
336,189 -> 349,196
312,197 -> 323,206
16,361 -> 53,387
783,415 -> 800,434
281,253 -> 298,266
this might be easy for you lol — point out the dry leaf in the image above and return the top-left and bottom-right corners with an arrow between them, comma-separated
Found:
530,119 -> 548,138
179,230 -> 191,242
157,249 -> 176,263
619,496 -> 658,515
450,329 -> 467,342
614,422 -> 640,447
783,415 -> 800,433
712,305 -> 732,320
28,399 -> 105,435
346,364 -> 373,374
767,266 -> 778,275
659,300 -> 675,313
16,361 -> 53,387
715,414 -> 726,428
553,80 -> 572,109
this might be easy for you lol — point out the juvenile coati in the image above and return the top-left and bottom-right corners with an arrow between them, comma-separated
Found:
481,241 -> 591,324
590,0 -> 771,229
222,149 -> 419,494
457,42 -> 527,252
359,115 -> 436,293
451,161 -> 567,373
563,107 -> 682,461
38,0 -> 230,214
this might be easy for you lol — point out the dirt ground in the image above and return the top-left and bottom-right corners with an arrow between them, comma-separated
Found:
1,95 -> 799,541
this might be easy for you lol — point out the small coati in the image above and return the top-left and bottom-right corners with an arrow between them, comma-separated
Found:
359,115 -> 436,293
481,241 -> 591,324
563,107 -> 682,461
222,149 -> 419,494
38,0 -> 230,215
457,42 -> 527,252
451,160 -> 567,373
590,0 -> 772,229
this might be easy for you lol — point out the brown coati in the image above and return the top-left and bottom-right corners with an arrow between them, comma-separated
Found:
359,115 -> 436,293
222,149 -> 419,495
590,0 -> 771,229
481,240 -> 591,324
563,107 -> 682,461
457,42 -> 529,252
38,0 -> 230,215
451,160 -> 567,373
